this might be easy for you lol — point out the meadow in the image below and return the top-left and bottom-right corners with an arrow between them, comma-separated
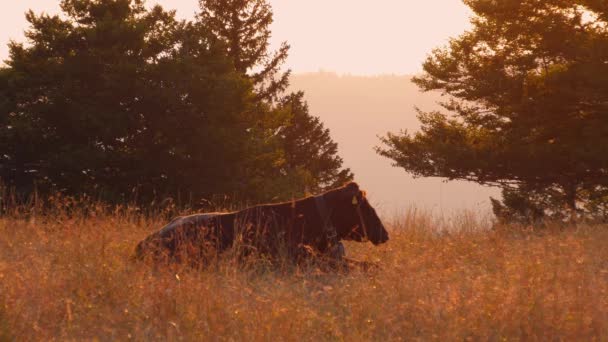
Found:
1,198 -> 607,341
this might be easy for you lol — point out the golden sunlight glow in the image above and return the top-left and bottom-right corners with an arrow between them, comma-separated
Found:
0,0 -> 472,74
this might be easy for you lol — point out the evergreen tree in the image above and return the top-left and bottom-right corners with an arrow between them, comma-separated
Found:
377,0 -> 608,221
196,0 -> 353,199
0,0 -> 175,196
0,0 -> 352,205
279,92 -> 353,195
197,0 -> 290,102
0,0 -> 256,203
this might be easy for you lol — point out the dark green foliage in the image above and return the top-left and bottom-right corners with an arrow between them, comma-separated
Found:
378,0 -> 608,221
194,0 -> 351,200
197,0 -> 290,102
491,189 -> 553,225
278,92 -> 353,196
492,186 -> 608,225
0,0 -> 258,202
1,0 -> 181,199
0,0 -> 351,205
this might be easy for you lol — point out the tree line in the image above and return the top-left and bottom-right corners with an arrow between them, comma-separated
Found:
0,0 -> 352,207
2,0 -> 607,223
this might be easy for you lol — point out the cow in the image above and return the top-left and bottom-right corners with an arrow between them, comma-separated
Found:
134,182 -> 389,265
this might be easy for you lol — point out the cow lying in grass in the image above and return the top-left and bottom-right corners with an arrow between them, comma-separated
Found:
134,182 -> 389,266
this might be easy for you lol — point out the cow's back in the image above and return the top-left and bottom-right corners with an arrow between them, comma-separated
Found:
135,212 -> 234,262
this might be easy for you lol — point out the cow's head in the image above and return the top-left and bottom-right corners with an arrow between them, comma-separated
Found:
330,182 -> 389,245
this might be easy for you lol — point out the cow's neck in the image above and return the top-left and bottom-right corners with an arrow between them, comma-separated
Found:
314,194 -> 338,247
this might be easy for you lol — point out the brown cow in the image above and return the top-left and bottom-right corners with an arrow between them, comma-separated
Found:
134,182 -> 388,264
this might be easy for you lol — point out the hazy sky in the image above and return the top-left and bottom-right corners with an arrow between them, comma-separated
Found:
0,0 -> 472,75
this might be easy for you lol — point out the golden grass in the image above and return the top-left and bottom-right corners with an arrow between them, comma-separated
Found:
1,204 -> 607,340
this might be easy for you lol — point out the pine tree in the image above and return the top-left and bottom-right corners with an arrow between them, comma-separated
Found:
279,92 -> 353,194
196,0 -> 353,199
0,0 -> 256,203
0,0 -> 174,196
377,0 -> 608,222
197,0 -> 290,102
0,0 -> 353,204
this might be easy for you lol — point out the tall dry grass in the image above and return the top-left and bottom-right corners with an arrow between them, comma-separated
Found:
1,198 -> 607,340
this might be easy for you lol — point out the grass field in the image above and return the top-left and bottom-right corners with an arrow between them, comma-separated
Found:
1,202 -> 607,340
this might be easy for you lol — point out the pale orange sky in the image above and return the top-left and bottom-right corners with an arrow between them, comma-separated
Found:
0,0 -> 472,75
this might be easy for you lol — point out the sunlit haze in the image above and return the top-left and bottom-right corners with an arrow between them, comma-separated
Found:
0,1 -> 472,74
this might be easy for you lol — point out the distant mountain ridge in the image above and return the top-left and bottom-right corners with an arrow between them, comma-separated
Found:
289,72 -> 498,215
